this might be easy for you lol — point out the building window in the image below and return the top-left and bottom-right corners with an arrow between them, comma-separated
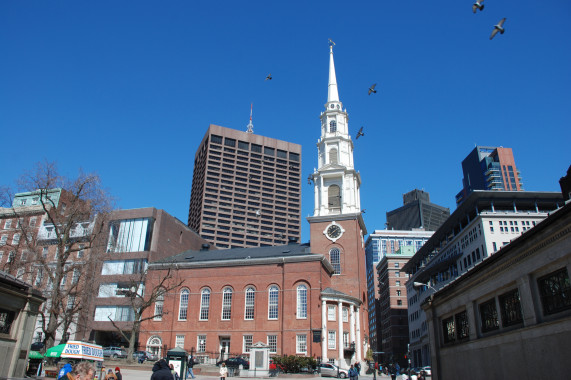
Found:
395,271 -> 400,277
328,305 -> 336,321
329,148 -> 338,164
243,335 -> 253,353
396,281 -> 400,286
499,288 -> 523,327
77,244 -> 84,259
328,331 -> 336,349
538,268 -> 571,315
455,311 -> 469,340
222,287 -> 233,320
0,308 -> 16,334
296,334 -> 307,354
245,287 -> 255,320
397,300 -> 402,306
106,218 -> 152,253
4,220 -> 12,229
343,307 -> 348,322
268,286 -> 279,320
197,335 -> 206,352
479,298 -> 499,333
12,234 -> 20,245
176,335 -> 185,348
329,120 -> 337,133
328,185 -> 341,210
179,288 -> 189,321
154,292 -> 164,321
442,316 -> 455,344
343,332 -> 349,348
330,248 -> 341,274
200,288 -> 211,320
297,284 -> 307,319
268,335 -> 277,353
147,336 -> 162,359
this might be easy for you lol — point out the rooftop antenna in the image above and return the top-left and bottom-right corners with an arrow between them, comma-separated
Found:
246,103 -> 254,133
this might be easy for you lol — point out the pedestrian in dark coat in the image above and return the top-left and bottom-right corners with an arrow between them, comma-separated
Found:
151,360 -> 174,380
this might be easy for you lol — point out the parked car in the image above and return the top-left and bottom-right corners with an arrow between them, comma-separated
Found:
420,366 -> 432,376
133,350 -> 159,362
216,357 -> 250,369
30,342 -> 44,351
318,363 -> 348,378
103,346 -> 127,358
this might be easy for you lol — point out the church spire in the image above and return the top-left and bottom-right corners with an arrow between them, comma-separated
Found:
246,103 -> 254,133
327,43 -> 339,103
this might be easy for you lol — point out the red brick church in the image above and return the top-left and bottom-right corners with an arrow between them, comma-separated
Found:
140,43 -> 368,369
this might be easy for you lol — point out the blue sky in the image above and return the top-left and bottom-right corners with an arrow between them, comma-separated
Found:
2,1 -> 570,243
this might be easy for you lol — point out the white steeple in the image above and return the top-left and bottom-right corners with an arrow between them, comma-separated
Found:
246,103 -> 254,133
310,42 -> 362,217
328,45 -> 340,103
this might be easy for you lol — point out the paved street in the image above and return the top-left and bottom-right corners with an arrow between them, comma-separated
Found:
114,367 -> 403,380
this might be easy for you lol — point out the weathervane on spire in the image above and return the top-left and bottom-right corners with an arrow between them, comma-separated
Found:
246,103 -> 254,133
328,38 -> 336,47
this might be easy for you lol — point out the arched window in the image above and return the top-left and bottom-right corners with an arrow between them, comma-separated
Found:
154,290 -> 164,321
297,284 -> 307,319
329,148 -> 338,164
200,288 -> 210,320
222,287 -> 233,320
330,248 -> 341,274
147,336 -> 162,358
245,287 -> 255,320
328,185 -> 341,210
179,288 -> 189,320
268,285 -> 279,320
329,121 -> 337,133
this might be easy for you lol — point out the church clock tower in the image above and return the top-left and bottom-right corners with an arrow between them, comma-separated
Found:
308,43 -> 368,366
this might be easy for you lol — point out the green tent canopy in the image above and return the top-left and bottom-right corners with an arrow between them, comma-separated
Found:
29,350 -> 44,359
46,344 -> 66,358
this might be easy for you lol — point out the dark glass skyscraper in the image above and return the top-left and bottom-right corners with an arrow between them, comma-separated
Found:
386,189 -> 450,231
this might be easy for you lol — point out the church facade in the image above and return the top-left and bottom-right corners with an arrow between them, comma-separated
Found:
139,44 -> 368,368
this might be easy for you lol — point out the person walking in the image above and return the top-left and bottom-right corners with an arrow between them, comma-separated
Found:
114,368 -> 122,380
187,356 -> 196,379
389,364 -> 397,380
219,363 -> 228,380
348,365 -> 358,380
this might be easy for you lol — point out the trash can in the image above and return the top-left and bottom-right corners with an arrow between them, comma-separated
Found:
166,347 -> 188,380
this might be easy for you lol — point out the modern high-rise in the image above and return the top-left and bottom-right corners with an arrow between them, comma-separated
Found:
187,125 -> 302,249
456,146 -> 524,206
364,229 -> 433,358
386,189 -> 450,231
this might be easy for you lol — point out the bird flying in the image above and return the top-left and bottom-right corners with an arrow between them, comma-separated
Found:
356,126 -> 364,139
490,18 -> 506,40
368,83 -> 377,95
472,0 -> 484,13
265,74 -> 272,80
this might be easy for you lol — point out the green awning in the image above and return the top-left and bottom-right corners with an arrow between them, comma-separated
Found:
29,350 -> 44,359
46,344 -> 66,358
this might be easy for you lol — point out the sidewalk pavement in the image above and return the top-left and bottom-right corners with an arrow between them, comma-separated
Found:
117,368 -> 399,380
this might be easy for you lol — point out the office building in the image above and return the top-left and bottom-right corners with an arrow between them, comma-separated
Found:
365,229 -> 432,355
455,146 -> 524,206
187,124 -> 302,249
386,189 -> 450,231
423,201 -> 571,380
402,190 -> 564,368
78,207 -> 210,346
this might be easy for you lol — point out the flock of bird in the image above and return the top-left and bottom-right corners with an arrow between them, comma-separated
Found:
472,0 -> 507,40
264,2 -> 506,147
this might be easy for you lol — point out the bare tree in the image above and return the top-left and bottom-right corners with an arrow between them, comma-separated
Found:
0,161 -> 113,349
105,262 -> 183,363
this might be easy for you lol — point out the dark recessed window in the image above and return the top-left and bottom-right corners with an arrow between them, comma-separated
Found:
224,138 -> 236,147
289,152 -> 300,162
442,316 -> 455,344
264,147 -> 275,156
538,268 -> 571,315
211,135 -> 222,144
499,288 -> 523,327
0,308 -> 16,334
455,311 -> 469,340
251,144 -> 262,153
479,298 -> 499,333
238,141 -> 249,150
